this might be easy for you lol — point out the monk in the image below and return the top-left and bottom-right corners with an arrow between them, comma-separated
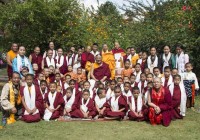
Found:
148,77 -> 172,127
42,49 -> 57,69
127,47 -> 139,67
161,66 -> 173,88
43,82 -> 65,120
76,67 -> 86,83
169,75 -> 187,119
6,43 -> 18,80
91,43 -> 100,57
21,74 -> 44,123
104,86 -> 128,120
94,88 -> 107,119
29,46 -> 43,76
81,46 -> 95,70
112,42 -> 126,69
43,41 -> 57,58
0,72 -> 22,125
90,55 -> 111,82
71,89 -> 96,119
55,48 -> 67,75
62,87 -> 79,118
101,44 -> 115,79
128,86 -> 145,121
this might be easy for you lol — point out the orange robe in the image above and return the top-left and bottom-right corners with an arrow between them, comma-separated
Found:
65,72 -> 77,81
121,68 -> 134,79
77,74 -> 86,83
7,50 -> 17,79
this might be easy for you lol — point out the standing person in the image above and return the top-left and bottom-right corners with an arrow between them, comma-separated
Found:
160,45 -> 176,73
81,46 -> 95,70
139,52 -> 148,72
55,48 -> 67,75
12,46 -> 33,77
0,72 -> 22,125
175,44 -> 189,73
91,43 -> 100,57
6,43 -> 18,80
147,47 -> 161,73
29,46 -> 43,77
73,47 -> 82,69
112,42 -> 126,69
148,77 -> 172,127
42,49 -> 57,69
43,42 -> 57,58
181,63 -> 199,108
101,44 -> 115,80
127,47 -> 139,67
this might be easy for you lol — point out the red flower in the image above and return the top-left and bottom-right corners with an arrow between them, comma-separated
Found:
182,6 -> 187,11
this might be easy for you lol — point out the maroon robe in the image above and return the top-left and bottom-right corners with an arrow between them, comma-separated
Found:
93,62 -> 111,81
49,74 -> 55,83
128,96 -> 145,121
171,85 -> 182,119
164,78 -> 169,88
31,53 -> 43,75
149,87 -> 172,127
20,85 -> 44,123
112,48 -> 126,60
104,95 -> 128,119
43,57 -> 57,68
44,92 -> 65,120
70,98 -> 96,118
56,55 -> 68,75
81,52 -> 95,68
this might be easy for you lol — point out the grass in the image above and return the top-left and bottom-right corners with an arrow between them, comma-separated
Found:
0,68 -> 200,140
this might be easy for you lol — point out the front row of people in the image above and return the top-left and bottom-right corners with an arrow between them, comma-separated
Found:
13,72 -> 186,127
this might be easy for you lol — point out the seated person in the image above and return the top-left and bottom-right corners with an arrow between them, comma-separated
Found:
128,86 -> 145,121
77,67 -> 86,83
65,65 -> 77,80
121,59 -> 134,79
21,74 -> 44,123
43,82 -> 64,121
104,86 -> 128,120
71,89 -> 96,119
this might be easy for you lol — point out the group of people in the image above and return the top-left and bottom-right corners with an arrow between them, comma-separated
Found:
0,42 -> 199,127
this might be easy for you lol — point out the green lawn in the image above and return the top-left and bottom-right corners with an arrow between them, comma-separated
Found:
0,68 -> 200,140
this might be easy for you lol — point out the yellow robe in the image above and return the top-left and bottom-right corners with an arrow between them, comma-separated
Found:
131,54 -> 139,67
102,51 -> 115,79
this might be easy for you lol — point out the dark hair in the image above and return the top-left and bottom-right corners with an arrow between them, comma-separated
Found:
153,67 -> 160,71
66,87 -> 73,93
83,89 -> 90,94
173,74 -> 181,80
93,43 -> 98,46
130,74 -> 136,77
124,59 -> 131,63
150,46 -> 156,50
124,82 -> 130,86
132,86 -> 139,91
163,45 -> 171,50
49,82 -> 57,87
110,80 -> 117,84
69,79 -> 76,84
147,73 -> 154,77
135,63 -> 141,67
172,68 -> 178,71
25,74 -> 34,79
117,77 -> 123,81
97,88 -> 104,96
65,74 -> 71,78
176,44 -> 184,49
55,73 -> 61,76
140,72 -> 146,77
40,80 -> 47,85
185,62 -> 193,67
114,86 -> 121,91
164,66 -> 171,71
12,71 -> 20,77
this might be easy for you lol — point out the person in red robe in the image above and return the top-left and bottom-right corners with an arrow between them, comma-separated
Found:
161,66 -> 173,88
43,82 -> 65,120
55,48 -> 68,75
33,72 -> 45,86
42,49 -> 57,69
20,74 -> 44,123
61,87 -> 79,119
140,52 -> 148,72
104,86 -> 128,120
128,86 -> 145,121
29,46 -> 43,77
90,55 -> 111,82
48,65 -> 55,83
81,46 -> 95,69
169,75 -> 187,119
148,77 -> 172,127
112,42 -> 126,64
70,89 -> 96,119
